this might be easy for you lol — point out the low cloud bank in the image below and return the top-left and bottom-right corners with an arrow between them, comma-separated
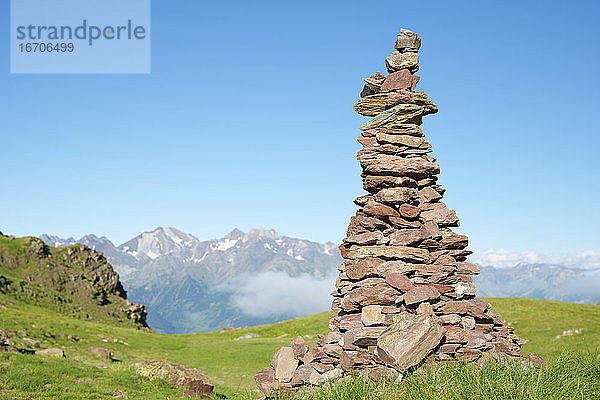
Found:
471,249 -> 600,269
230,271 -> 335,318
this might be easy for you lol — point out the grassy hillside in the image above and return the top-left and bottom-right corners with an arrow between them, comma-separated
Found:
0,234 -> 146,328
0,296 -> 598,399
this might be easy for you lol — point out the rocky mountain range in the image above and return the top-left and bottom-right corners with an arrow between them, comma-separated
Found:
41,228 -> 341,333
40,228 -> 600,334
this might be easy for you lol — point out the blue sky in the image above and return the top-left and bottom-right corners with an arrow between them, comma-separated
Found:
1,0 -> 599,254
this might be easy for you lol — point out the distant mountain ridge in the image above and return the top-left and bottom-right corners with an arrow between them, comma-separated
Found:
41,227 -> 341,333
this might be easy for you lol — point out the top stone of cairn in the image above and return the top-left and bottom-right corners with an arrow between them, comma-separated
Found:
395,28 -> 421,52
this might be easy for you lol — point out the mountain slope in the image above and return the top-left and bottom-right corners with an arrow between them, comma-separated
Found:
42,227 -> 341,333
0,233 -> 147,329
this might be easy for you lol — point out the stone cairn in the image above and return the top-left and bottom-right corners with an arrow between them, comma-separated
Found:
254,29 -> 527,397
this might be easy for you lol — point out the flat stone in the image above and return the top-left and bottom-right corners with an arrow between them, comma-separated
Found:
457,262 -> 480,275
360,154 -> 440,178
420,208 -> 459,227
297,364 -> 321,385
440,314 -> 462,325
386,51 -> 419,73
376,133 -> 430,149
344,245 -> 430,263
344,327 -> 387,347
380,69 -> 420,93
385,273 -> 414,292
388,227 -> 429,246
321,332 -> 342,344
361,305 -> 385,326
360,104 -> 424,130
403,286 -> 441,306
363,72 -> 386,86
363,200 -> 401,219
377,312 -> 444,371
389,216 -> 422,229
340,283 -> 400,311
271,347 -> 298,383
345,231 -> 387,246
374,187 -> 418,204
379,123 -> 423,136
353,91 -> 414,117
322,343 -> 344,359
363,175 -> 417,192
343,258 -> 415,280
348,214 -> 390,233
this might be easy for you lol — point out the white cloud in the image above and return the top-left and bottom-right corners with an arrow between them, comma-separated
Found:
471,249 -> 600,269
230,271 -> 335,318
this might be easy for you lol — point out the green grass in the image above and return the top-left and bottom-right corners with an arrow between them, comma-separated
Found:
0,296 -> 599,399
285,352 -> 600,400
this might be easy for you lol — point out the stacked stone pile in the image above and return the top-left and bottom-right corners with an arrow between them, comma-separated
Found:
254,29 -> 527,398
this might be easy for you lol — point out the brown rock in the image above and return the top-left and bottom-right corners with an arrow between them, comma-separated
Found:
88,347 -> 114,360
418,187 -> 443,203
374,187 -> 418,204
322,343 -> 344,359
380,123 -> 423,136
290,336 -> 309,359
420,208 -> 459,227
344,245 -> 430,263
457,262 -> 481,275
359,104 -> 425,130
389,216 -> 422,229
353,91 -> 414,117
376,312 -> 444,371
360,154 -> 440,179
385,273 -> 415,292
340,284 -> 400,311
361,305 -> 385,326
380,69 -> 420,93
399,203 -> 420,219
388,227 -> 429,246
385,51 -> 419,73
344,327 -> 387,347
302,348 -> 328,364
271,347 -> 298,383
336,314 -> 364,331
363,200 -> 401,219
395,29 -> 421,52
345,231 -> 387,246
443,325 -> 469,344
363,176 -> 417,193
255,368 -> 276,396
403,286 -> 441,306
36,348 -> 65,357
376,133 -> 430,149
297,363 -> 321,385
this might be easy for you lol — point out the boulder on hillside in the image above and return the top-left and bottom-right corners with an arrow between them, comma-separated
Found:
35,348 -> 65,357
88,346 -> 114,360
136,360 -> 213,398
